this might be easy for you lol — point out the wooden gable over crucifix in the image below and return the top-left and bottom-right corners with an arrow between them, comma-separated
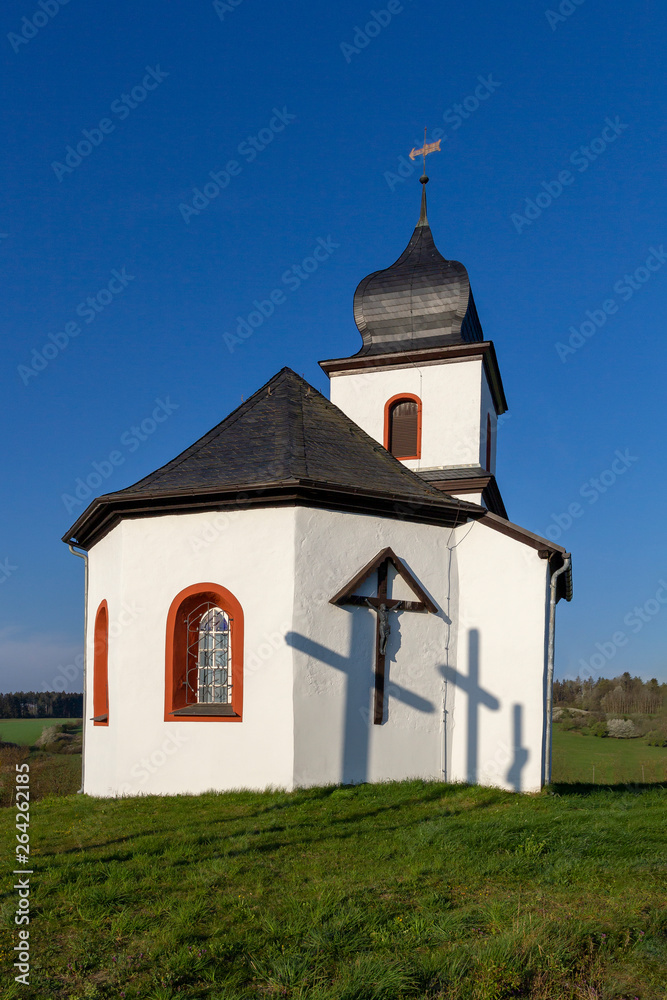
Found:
330,548 -> 437,725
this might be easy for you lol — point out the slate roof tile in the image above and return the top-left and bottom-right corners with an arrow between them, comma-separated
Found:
64,369 -> 483,547
352,214 -> 484,357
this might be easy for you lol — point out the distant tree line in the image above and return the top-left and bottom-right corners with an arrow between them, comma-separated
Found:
554,673 -> 665,715
0,691 -> 83,719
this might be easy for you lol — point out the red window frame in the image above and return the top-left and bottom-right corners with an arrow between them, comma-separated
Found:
383,393 -> 422,460
93,601 -> 109,726
164,583 -> 244,722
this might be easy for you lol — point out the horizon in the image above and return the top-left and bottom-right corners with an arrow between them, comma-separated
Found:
2,0 -> 666,690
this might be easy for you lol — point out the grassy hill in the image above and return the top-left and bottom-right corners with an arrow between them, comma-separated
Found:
0,718 -> 81,746
0,780 -> 665,999
552,727 -> 667,784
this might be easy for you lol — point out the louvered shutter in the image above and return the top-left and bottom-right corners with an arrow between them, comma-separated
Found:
389,400 -> 418,457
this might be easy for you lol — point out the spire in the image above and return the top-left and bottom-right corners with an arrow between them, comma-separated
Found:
408,127 -> 440,228
417,173 -> 429,227
350,165 -> 485,356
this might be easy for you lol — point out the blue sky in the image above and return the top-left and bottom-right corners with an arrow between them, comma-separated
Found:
2,0 -> 666,692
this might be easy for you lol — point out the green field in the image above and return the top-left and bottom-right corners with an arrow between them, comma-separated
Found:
552,726 -> 667,784
0,718 -> 80,746
0,780 -> 665,1000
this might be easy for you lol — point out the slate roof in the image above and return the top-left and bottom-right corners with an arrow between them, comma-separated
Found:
351,190 -> 484,357
418,465 -> 489,482
417,466 -> 508,520
64,368 -> 485,549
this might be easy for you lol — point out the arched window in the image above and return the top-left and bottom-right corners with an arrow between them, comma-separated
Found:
92,601 -> 109,726
165,584 -> 244,721
194,606 -> 231,705
384,394 -> 422,459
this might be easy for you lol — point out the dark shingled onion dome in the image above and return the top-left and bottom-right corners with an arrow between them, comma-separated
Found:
352,183 -> 484,356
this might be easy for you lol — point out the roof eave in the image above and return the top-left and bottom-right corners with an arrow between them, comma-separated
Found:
319,341 -> 508,415
480,512 -> 573,602
63,480 -> 487,551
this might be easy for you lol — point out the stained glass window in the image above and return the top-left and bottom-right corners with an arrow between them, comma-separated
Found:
185,604 -> 231,705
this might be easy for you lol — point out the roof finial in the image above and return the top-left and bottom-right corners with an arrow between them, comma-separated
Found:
418,172 -> 429,226
408,127 -> 441,227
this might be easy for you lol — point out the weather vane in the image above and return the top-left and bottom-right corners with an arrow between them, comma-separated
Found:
409,127 -> 441,181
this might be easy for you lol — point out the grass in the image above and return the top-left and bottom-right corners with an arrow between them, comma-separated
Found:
0,746 -> 80,807
0,779 -> 665,999
552,726 -> 667,785
0,719 -> 81,746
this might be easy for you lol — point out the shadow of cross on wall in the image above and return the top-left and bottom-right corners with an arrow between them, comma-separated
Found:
439,629 -> 500,785
506,704 -> 529,792
285,549 -> 439,785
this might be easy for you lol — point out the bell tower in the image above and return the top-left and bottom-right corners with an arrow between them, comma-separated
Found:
319,178 -> 508,516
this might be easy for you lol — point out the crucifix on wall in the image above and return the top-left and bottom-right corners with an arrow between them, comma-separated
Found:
330,547 -> 437,725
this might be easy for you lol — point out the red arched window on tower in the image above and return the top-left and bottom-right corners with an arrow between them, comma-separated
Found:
384,394 -> 422,460
165,584 -> 244,722
93,601 -> 109,726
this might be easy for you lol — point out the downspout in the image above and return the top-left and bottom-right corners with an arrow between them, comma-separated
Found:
544,554 -> 571,786
68,544 -> 88,794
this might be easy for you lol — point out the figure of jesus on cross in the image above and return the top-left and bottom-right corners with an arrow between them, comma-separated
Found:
331,548 -> 437,724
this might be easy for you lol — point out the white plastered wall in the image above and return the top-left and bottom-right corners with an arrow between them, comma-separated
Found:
451,491 -> 483,506
84,507 -> 297,797
290,507 -> 455,788
449,520 -> 550,792
290,507 -> 549,793
84,503 -> 550,797
329,359 -> 497,472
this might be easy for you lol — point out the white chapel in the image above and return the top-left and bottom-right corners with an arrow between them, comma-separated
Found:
64,181 -> 572,796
